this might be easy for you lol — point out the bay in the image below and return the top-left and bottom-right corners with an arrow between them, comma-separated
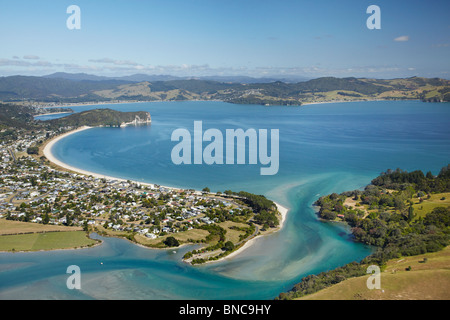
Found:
2,100 -> 449,300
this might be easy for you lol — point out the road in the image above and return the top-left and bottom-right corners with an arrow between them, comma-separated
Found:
8,148 -> 16,162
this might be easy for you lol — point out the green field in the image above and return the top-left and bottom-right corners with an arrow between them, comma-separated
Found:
298,247 -> 450,300
412,192 -> 450,218
0,219 -> 82,235
0,231 -> 98,252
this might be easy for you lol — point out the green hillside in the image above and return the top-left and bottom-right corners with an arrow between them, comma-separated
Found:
1,75 -> 449,105
47,108 -> 151,127
298,247 -> 450,300
0,104 -> 151,137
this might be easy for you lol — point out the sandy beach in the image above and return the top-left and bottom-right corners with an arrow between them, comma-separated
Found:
43,127 -> 193,193
212,201 -> 289,262
276,202 -> 289,229
43,126 -> 163,188
42,126 -> 120,181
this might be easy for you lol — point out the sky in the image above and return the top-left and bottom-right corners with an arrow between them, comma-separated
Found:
0,0 -> 449,79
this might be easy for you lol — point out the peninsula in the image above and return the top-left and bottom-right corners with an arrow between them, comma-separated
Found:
0,103 -> 287,265
278,166 -> 450,300
46,108 -> 152,128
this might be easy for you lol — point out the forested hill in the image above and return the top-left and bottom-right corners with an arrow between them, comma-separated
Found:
371,166 -> 450,193
0,104 -> 151,132
0,75 -> 449,106
47,109 -> 151,128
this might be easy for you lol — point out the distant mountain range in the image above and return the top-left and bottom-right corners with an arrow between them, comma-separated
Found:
43,72 -> 308,84
0,73 -> 449,106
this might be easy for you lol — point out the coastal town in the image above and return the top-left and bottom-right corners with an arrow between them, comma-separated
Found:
0,119 -> 284,264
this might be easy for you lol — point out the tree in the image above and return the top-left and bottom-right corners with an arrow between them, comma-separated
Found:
393,196 -> 406,211
408,205 -> 415,222
42,212 -> 50,224
26,146 -> 39,155
163,236 -> 180,247
424,207 -> 450,228
254,210 -> 279,227
320,209 -> 337,220
202,187 -> 210,193
222,241 -> 234,251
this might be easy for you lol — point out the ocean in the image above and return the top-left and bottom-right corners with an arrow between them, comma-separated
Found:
1,100 -> 449,299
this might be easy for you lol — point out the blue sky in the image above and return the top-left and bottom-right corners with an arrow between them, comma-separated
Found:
0,0 -> 449,79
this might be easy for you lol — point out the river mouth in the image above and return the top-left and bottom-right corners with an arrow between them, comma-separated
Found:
2,100 -> 449,299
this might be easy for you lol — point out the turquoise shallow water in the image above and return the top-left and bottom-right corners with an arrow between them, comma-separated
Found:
1,100 -> 449,299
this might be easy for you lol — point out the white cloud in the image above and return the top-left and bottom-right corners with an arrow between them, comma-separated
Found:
0,58 -> 34,67
394,35 -> 410,42
23,55 -> 40,60
433,43 -> 449,48
89,58 -> 141,66
0,56 -> 433,79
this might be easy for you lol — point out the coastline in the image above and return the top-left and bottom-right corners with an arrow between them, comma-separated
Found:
198,202 -> 289,264
33,111 -> 74,118
301,98 -> 386,106
44,100 -> 148,109
0,229 -> 103,253
42,126 -> 116,180
41,126 -> 290,263
276,202 -> 288,230
42,126 -> 172,189
42,99 -> 223,110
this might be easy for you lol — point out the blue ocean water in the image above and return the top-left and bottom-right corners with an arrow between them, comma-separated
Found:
1,100 -> 449,299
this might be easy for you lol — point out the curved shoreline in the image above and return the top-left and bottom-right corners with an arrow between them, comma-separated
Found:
42,126 -> 180,190
43,126 -> 146,183
41,126 -> 290,262
33,112 -> 74,118
198,202 -> 288,264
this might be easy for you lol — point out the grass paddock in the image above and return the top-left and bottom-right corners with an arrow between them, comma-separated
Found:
0,230 -> 97,252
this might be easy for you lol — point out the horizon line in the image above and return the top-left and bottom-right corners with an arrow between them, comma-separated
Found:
1,72 -> 449,82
